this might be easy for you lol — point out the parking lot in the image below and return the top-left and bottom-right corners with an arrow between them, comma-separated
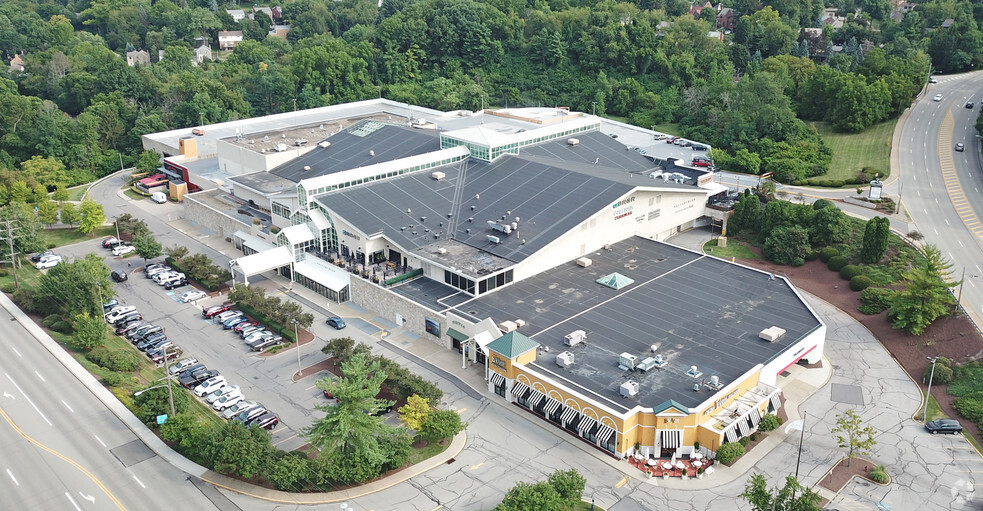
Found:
58,236 -> 405,452
600,121 -> 709,164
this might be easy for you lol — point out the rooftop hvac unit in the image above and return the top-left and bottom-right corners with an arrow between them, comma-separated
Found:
576,257 -> 592,268
619,352 -> 638,371
556,351 -> 574,368
370,150 -> 375,156
564,330 -> 587,347
303,166 -> 311,172
759,326 -> 786,342
567,138 -> 580,146
686,365 -> 703,378
706,375 -> 724,390
273,143 -> 288,152
653,354 -> 667,367
295,138 -> 308,146
620,380 -> 639,397
487,221 -> 512,234
318,141 -> 331,148
436,248 -> 447,255
487,235 -> 501,244
637,357 -> 658,372
431,171 -> 446,180
500,320 -> 518,333
514,319 -> 526,328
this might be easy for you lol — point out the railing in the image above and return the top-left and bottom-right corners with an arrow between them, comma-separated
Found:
384,268 -> 423,286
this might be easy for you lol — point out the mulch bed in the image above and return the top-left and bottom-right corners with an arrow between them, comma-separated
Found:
291,356 -> 404,408
818,457 -> 882,492
735,248 -> 983,444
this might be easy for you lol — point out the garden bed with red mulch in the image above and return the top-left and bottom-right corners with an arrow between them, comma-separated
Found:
818,457 -> 882,492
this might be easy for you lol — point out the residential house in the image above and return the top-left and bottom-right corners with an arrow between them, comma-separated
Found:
126,49 -> 151,67
252,6 -> 274,23
708,30 -> 724,42
941,18 -> 954,28
226,9 -> 246,22
269,24 -> 291,40
271,6 -> 283,21
194,45 -> 212,65
689,1 -> 713,17
716,7 -> 736,31
218,31 -> 244,50
8,53 -> 25,73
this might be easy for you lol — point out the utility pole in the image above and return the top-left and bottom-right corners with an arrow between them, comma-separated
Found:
1,219 -> 19,289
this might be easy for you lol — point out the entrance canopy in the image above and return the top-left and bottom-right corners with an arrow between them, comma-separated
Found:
294,257 -> 350,292
231,246 -> 293,280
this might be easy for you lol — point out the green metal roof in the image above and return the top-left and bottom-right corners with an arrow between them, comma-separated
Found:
652,399 -> 690,415
486,331 -> 540,359
446,328 -> 469,341
596,272 -> 634,290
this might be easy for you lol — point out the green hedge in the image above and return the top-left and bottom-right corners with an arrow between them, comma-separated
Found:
236,302 -> 297,343
715,442 -> 746,464
819,247 -> 839,263
859,287 -> 895,314
839,264 -> 862,280
165,256 -> 225,291
385,268 -> 423,286
827,255 -> 848,272
850,275 -> 873,291
758,414 -> 780,432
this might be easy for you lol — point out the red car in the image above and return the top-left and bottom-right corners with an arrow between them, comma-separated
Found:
203,305 -> 230,318
192,128 -> 205,136
666,137 -> 677,144
233,320 -> 259,334
692,160 -> 711,167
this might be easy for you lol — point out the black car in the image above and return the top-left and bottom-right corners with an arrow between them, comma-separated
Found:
164,278 -> 188,290
105,240 -> 131,250
180,369 -> 218,388
966,102 -> 975,109
246,411 -> 280,430
111,270 -> 128,282
114,319 -> 144,335
365,404 -> 395,416
30,251 -> 54,263
924,419 -> 963,434
691,144 -> 708,151
176,364 -> 206,379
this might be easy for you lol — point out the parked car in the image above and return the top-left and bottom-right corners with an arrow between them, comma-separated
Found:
102,299 -> 119,312
128,325 -> 162,341
223,316 -> 249,330
36,255 -> 63,269
116,321 -> 147,336
30,250 -> 54,263
249,335 -> 283,352
136,335 -> 168,351
215,310 -> 243,323
956,143 -> 965,152
243,330 -> 272,344
153,271 -> 185,284
145,266 -> 171,278
194,376 -> 228,397
934,94 -> 943,101
924,419 -> 963,435
180,290 -> 207,303
966,102 -> 975,109
101,237 -> 119,248
212,392 -> 245,411
692,160 -> 712,167
176,364 -> 207,379
233,406 -> 267,423
325,316 -> 346,330
203,305 -> 231,318
105,240 -> 131,250
163,278 -> 188,290
149,349 -> 181,364
365,404 -> 395,417
104,306 -> 137,323
233,321 -> 260,334
192,128 -> 205,136
110,311 -> 142,326
206,385 -> 241,404
180,369 -> 218,388
111,270 -> 128,282
167,358 -> 199,375
691,144 -> 708,151
112,245 -> 136,256
238,325 -> 266,339
247,412 -> 279,430
223,400 -> 259,420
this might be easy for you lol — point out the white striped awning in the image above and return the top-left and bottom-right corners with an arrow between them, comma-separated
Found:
560,407 -> 580,424
489,372 -> 505,387
749,407 -> 761,427
578,416 -> 597,434
737,417 -> 751,438
512,382 -> 529,396
527,390 -> 545,408
770,393 -> 782,411
596,424 -> 616,444
725,427 -> 738,444
543,398 -> 561,417
661,429 -> 682,448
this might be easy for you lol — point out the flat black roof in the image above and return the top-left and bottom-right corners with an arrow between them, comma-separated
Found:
271,124 -> 441,183
445,237 -> 822,411
316,131 -> 702,272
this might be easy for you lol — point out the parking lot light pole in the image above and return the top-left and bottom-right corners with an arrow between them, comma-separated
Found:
112,215 -> 120,241
923,356 -> 939,422
135,376 -> 175,417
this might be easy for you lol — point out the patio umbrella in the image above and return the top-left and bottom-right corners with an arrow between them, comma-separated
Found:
671,453 -> 676,466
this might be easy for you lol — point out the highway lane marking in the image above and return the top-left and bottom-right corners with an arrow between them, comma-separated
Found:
6,468 -> 18,486
5,373 -> 52,426
132,475 -> 145,489
959,240 -> 964,248
34,371 -> 45,382
94,435 -> 106,447
65,492 -> 82,511
272,433 -> 298,446
61,400 -> 74,413
10,346 -> 21,357
0,405 -> 126,510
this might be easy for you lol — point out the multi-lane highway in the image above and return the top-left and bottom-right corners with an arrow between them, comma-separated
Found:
898,71 -> 983,328
0,294 -> 224,511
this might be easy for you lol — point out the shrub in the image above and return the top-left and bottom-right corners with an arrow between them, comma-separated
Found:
869,465 -> 889,484
47,243 -> 56,249
850,275 -> 873,291
101,373 -> 124,386
819,247 -> 839,262
738,437 -> 750,447
108,350 -> 140,372
1,282 -> 17,294
50,320 -> 73,334
805,250 -> 820,261
715,442 -> 746,464
923,364 -> 954,386
859,287 -> 895,314
758,414 -> 780,432
839,265 -> 862,280
827,255 -> 848,271
0,269 -> 8,277
953,396 -> 983,422
749,432 -> 758,441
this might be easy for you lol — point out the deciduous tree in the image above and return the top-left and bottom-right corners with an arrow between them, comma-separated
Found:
77,197 -> 105,235
132,231 -> 162,264
59,201 -> 79,226
420,408 -> 466,443
740,474 -> 822,511
831,409 -> 877,467
398,394 -> 431,431
71,311 -> 108,351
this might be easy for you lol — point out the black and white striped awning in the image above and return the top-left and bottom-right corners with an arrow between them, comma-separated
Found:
512,382 -> 529,396
543,398 -> 561,417
725,427 -> 738,444
661,429 -> 682,448
527,390 -> 545,408
770,393 -> 782,411
749,407 -> 761,427
596,424 -> 616,444
578,416 -> 597,434
560,407 -> 580,424
737,417 -> 751,438
489,372 -> 505,387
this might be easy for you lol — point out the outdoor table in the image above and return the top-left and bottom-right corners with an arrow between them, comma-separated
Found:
676,462 -> 686,470
647,459 -> 657,467
693,452 -> 704,460
662,462 -> 672,470
634,454 -> 643,461
692,460 -> 703,468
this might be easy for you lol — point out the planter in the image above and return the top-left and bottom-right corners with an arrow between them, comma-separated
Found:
646,471 -> 652,479
682,473 -> 688,480
662,473 -> 669,480
697,473 -> 703,479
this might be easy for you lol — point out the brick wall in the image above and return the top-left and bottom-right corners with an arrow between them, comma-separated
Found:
349,276 -> 449,348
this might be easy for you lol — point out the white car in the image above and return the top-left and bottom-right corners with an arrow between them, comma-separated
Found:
934,94 -> 943,102
104,306 -> 137,323
223,400 -> 258,420
113,245 -> 136,256
194,376 -> 227,397
208,385 -> 242,405
213,393 -> 244,411
180,290 -> 207,303
243,330 -> 271,344
35,255 -> 63,269
167,357 -> 199,375
153,271 -> 185,284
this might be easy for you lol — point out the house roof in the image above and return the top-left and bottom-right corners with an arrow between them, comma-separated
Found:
486,331 -> 540,359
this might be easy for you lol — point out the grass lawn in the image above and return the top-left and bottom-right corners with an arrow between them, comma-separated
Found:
65,185 -> 88,201
573,501 -> 606,511
702,238 -> 761,260
923,394 -> 945,422
811,120 -> 894,182
650,122 -> 680,136
42,225 -> 115,247
0,258 -> 45,291
406,438 -> 450,465
124,188 -> 148,201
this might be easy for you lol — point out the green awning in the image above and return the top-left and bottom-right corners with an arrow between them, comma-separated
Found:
447,328 -> 469,342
